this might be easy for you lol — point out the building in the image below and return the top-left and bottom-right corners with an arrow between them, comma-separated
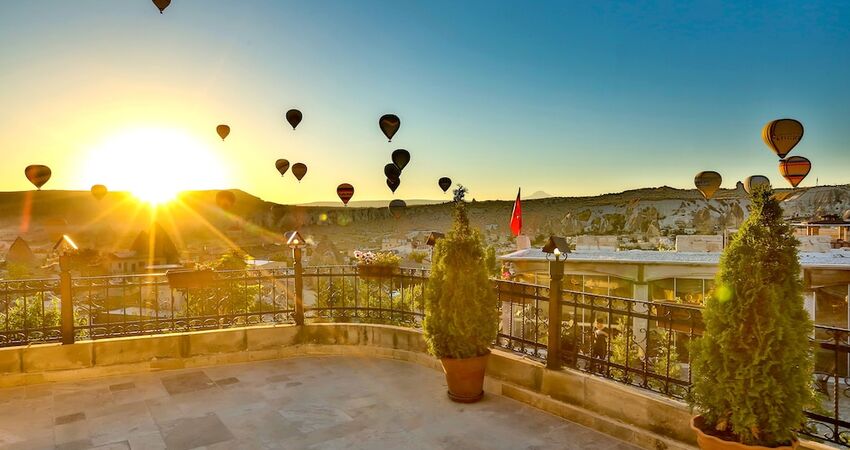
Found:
5,237 -> 36,266
104,225 -> 182,275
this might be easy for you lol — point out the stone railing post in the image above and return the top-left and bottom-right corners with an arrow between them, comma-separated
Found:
547,258 -> 564,369
59,255 -> 74,345
293,247 -> 305,326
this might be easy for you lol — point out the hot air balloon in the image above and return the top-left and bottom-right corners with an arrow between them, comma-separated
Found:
216,190 -> 236,210
694,171 -> 722,200
286,109 -> 302,130
25,165 -> 51,190
337,183 -> 354,206
388,199 -> 406,219
271,204 -> 286,221
384,163 -> 401,181
275,159 -> 290,176
391,149 -> 410,171
216,124 -> 230,141
379,114 -> 400,142
152,0 -> 170,13
292,163 -> 308,181
763,119 -> 803,159
438,177 -> 452,193
386,178 -> 400,193
743,175 -> 771,194
90,184 -> 108,201
779,156 -> 811,187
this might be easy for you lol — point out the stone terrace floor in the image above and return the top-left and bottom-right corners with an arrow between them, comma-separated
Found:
0,356 -> 639,450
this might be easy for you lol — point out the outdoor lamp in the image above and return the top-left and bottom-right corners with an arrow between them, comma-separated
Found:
541,236 -> 570,261
285,231 -> 305,248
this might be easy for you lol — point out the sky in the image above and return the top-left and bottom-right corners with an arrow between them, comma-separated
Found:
1,0 -> 849,204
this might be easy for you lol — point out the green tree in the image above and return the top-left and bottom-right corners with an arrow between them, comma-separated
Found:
484,246 -> 498,277
688,188 -> 814,446
423,197 -> 498,359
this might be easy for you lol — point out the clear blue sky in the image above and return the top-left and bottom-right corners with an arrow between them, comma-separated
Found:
1,0 -> 848,203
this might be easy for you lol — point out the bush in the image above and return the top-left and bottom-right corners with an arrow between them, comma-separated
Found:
423,197 -> 498,359
688,187 -> 814,446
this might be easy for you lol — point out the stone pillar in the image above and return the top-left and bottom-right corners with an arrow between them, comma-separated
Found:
293,247 -> 305,326
547,258 -> 564,369
632,283 -> 649,351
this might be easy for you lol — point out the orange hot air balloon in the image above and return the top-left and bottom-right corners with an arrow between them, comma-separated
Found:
292,163 -> 307,181
379,114 -> 400,142
25,165 -> 52,190
743,175 -> 771,194
152,0 -> 170,13
694,171 -> 722,199
216,124 -> 230,141
779,156 -> 811,187
285,109 -> 302,130
216,190 -> 236,210
337,183 -> 354,205
762,119 -> 803,159
90,184 -> 108,201
275,159 -> 290,176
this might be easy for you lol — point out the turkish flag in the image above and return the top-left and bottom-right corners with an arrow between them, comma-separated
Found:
510,188 -> 522,236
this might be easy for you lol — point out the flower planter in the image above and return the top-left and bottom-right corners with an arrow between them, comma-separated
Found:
166,269 -> 217,289
440,352 -> 489,403
690,416 -> 797,450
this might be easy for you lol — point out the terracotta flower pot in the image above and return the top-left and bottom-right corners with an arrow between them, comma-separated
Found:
440,352 -> 489,403
690,416 -> 797,450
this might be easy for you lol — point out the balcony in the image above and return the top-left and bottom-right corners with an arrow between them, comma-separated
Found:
0,266 -> 846,449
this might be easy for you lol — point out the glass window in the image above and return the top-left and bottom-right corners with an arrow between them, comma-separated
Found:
650,279 -> 674,302
675,279 -> 704,306
815,285 -> 849,329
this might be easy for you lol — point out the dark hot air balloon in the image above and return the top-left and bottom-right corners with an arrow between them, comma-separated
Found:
271,204 -> 286,221
292,163 -> 308,181
779,156 -> 811,187
763,119 -> 803,159
438,177 -> 452,193
275,159 -> 290,176
384,163 -> 401,181
379,114 -> 400,142
216,190 -> 236,210
386,178 -> 400,193
286,109 -> 302,130
25,165 -> 51,190
152,0 -> 170,13
337,183 -> 354,205
743,175 -> 771,194
388,199 -> 406,219
216,125 -> 230,141
391,149 -> 410,171
694,171 -> 722,200
90,184 -> 108,201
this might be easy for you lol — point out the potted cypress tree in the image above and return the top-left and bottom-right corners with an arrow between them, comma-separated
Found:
688,187 -> 814,449
423,186 -> 499,403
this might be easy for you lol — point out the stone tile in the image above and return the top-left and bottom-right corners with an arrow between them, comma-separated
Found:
55,412 -> 86,425
0,356 -> 641,450
160,371 -> 216,396
159,412 -> 235,450
214,377 -> 239,386
109,382 -> 136,392
92,441 -> 131,450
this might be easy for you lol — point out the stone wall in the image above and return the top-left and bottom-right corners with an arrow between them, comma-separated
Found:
675,235 -> 723,252
0,324 -> 833,450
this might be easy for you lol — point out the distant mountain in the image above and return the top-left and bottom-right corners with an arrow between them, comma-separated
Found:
525,191 -> 552,200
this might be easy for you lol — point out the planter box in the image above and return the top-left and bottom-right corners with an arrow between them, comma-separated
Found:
357,265 -> 398,279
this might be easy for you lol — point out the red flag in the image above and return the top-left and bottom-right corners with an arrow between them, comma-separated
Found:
510,188 -> 522,236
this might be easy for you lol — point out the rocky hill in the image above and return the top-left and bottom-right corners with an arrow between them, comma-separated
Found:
1,184 -> 848,255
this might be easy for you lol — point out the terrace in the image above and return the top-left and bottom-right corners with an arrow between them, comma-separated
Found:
0,265 -> 846,449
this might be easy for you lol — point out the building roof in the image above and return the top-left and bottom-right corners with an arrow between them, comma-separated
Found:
500,248 -> 850,269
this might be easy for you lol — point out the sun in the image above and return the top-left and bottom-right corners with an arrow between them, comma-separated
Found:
81,127 -> 230,205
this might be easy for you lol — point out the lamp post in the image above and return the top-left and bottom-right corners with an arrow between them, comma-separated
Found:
57,237 -> 79,345
542,236 -> 570,369
286,231 -> 306,325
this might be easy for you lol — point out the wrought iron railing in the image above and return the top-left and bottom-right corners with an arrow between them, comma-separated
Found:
1,266 -> 848,446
